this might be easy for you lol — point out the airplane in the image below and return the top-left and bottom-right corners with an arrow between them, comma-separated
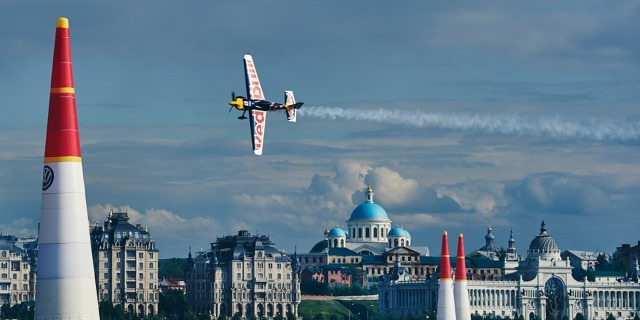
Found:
229,53 -> 303,156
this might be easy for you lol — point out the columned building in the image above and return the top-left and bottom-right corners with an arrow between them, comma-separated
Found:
186,230 -> 301,319
89,209 -> 159,316
379,221 -> 640,320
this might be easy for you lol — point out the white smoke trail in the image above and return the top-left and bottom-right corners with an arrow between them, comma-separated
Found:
298,106 -> 640,142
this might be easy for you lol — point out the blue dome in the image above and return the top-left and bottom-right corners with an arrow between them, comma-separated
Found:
327,227 -> 347,237
349,202 -> 389,220
388,227 -> 411,238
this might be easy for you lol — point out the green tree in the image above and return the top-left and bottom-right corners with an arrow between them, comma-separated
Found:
574,313 -> 585,320
606,314 -> 616,320
596,254 -> 612,271
159,258 -> 187,279
159,289 -> 189,319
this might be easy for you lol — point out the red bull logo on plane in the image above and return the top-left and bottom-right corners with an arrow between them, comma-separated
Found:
245,60 -> 264,100
253,110 -> 266,152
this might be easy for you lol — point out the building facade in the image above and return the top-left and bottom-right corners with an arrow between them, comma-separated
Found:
378,221 -> 640,320
299,186 -> 432,286
0,235 -> 36,306
186,230 -> 301,319
89,209 -> 160,316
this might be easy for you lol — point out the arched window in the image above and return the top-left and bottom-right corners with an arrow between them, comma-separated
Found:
358,228 -> 362,238
401,239 -> 405,247
373,228 -> 378,238
394,239 -> 398,247
333,239 -> 338,248
340,239 -> 344,247
365,228 -> 370,238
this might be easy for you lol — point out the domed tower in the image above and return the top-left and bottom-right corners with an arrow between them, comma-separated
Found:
327,227 -> 348,248
387,226 -> 411,248
527,220 -> 561,260
479,226 -> 497,252
346,185 -> 391,244
507,228 -> 517,255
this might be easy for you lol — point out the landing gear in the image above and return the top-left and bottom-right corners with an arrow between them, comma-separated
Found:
238,111 -> 247,120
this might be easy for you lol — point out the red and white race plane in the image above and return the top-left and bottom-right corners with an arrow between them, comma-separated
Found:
228,54 -> 303,156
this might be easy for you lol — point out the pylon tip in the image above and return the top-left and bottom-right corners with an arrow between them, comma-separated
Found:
57,17 -> 69,29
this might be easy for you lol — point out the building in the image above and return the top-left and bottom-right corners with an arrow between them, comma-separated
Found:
0,235 -> 36,306
159,277 -> 186,294
617,241 -> 640,270
299,186 -> 432,286
301,264 -> 353,287
561,250 -> 604,271
185,230 -> 301,319
378,221 -> 640,320
89,209 -> 160,316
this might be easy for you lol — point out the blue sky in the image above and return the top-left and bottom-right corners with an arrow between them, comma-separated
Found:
1,1 -> 640,258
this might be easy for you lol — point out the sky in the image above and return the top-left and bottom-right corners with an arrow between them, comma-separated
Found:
1,1 -> 640,259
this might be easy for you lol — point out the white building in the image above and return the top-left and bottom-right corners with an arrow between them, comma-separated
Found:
90,209 -> 160,316
379,221 -> 640,320
186,230 -> 301,319
0,235 -> 35,306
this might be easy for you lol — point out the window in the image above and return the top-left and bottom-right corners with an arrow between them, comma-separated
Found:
126,251 -> 135,258
365,227 -> 370,238
149,273 -> 154,279
139,252 -> 144,258
149,262 -> 154,269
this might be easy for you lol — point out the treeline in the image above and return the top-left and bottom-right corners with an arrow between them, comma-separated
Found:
301,280 -> 377,296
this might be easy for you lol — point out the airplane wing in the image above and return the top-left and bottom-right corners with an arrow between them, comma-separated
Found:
244,54 -> 267,156
249,110 -> 266,156
243,54 -> 265,100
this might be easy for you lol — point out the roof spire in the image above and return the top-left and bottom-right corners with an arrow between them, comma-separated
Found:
366,184 -> 374,203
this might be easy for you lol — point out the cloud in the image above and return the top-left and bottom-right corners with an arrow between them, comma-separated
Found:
504,172 -> 611,216
88,204 -> 220,256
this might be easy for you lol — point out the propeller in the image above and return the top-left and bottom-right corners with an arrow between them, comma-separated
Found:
228,91 -> 236,113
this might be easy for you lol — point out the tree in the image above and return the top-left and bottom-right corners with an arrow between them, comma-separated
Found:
606,314 -> 616,320
159,289 -> 189,319
595,254 -> 612,271
159,258 -> 187,279
574,313 -> 585,320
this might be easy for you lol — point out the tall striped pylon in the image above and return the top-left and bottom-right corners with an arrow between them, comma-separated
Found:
437,231 -> 456,320
35,17 -> 100,320
454,234 -> 471,320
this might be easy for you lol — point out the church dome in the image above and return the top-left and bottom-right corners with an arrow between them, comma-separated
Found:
388,227 -> 411,238
350,202 -> 389,220
528,221 -> 560,254
349,185 -> 390,220
327,227 -> 347,237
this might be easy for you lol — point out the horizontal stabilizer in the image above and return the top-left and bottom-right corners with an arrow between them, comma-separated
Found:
285,91 -> 297,122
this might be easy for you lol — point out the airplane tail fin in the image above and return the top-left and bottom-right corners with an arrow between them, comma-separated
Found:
284,90 -> 297,123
